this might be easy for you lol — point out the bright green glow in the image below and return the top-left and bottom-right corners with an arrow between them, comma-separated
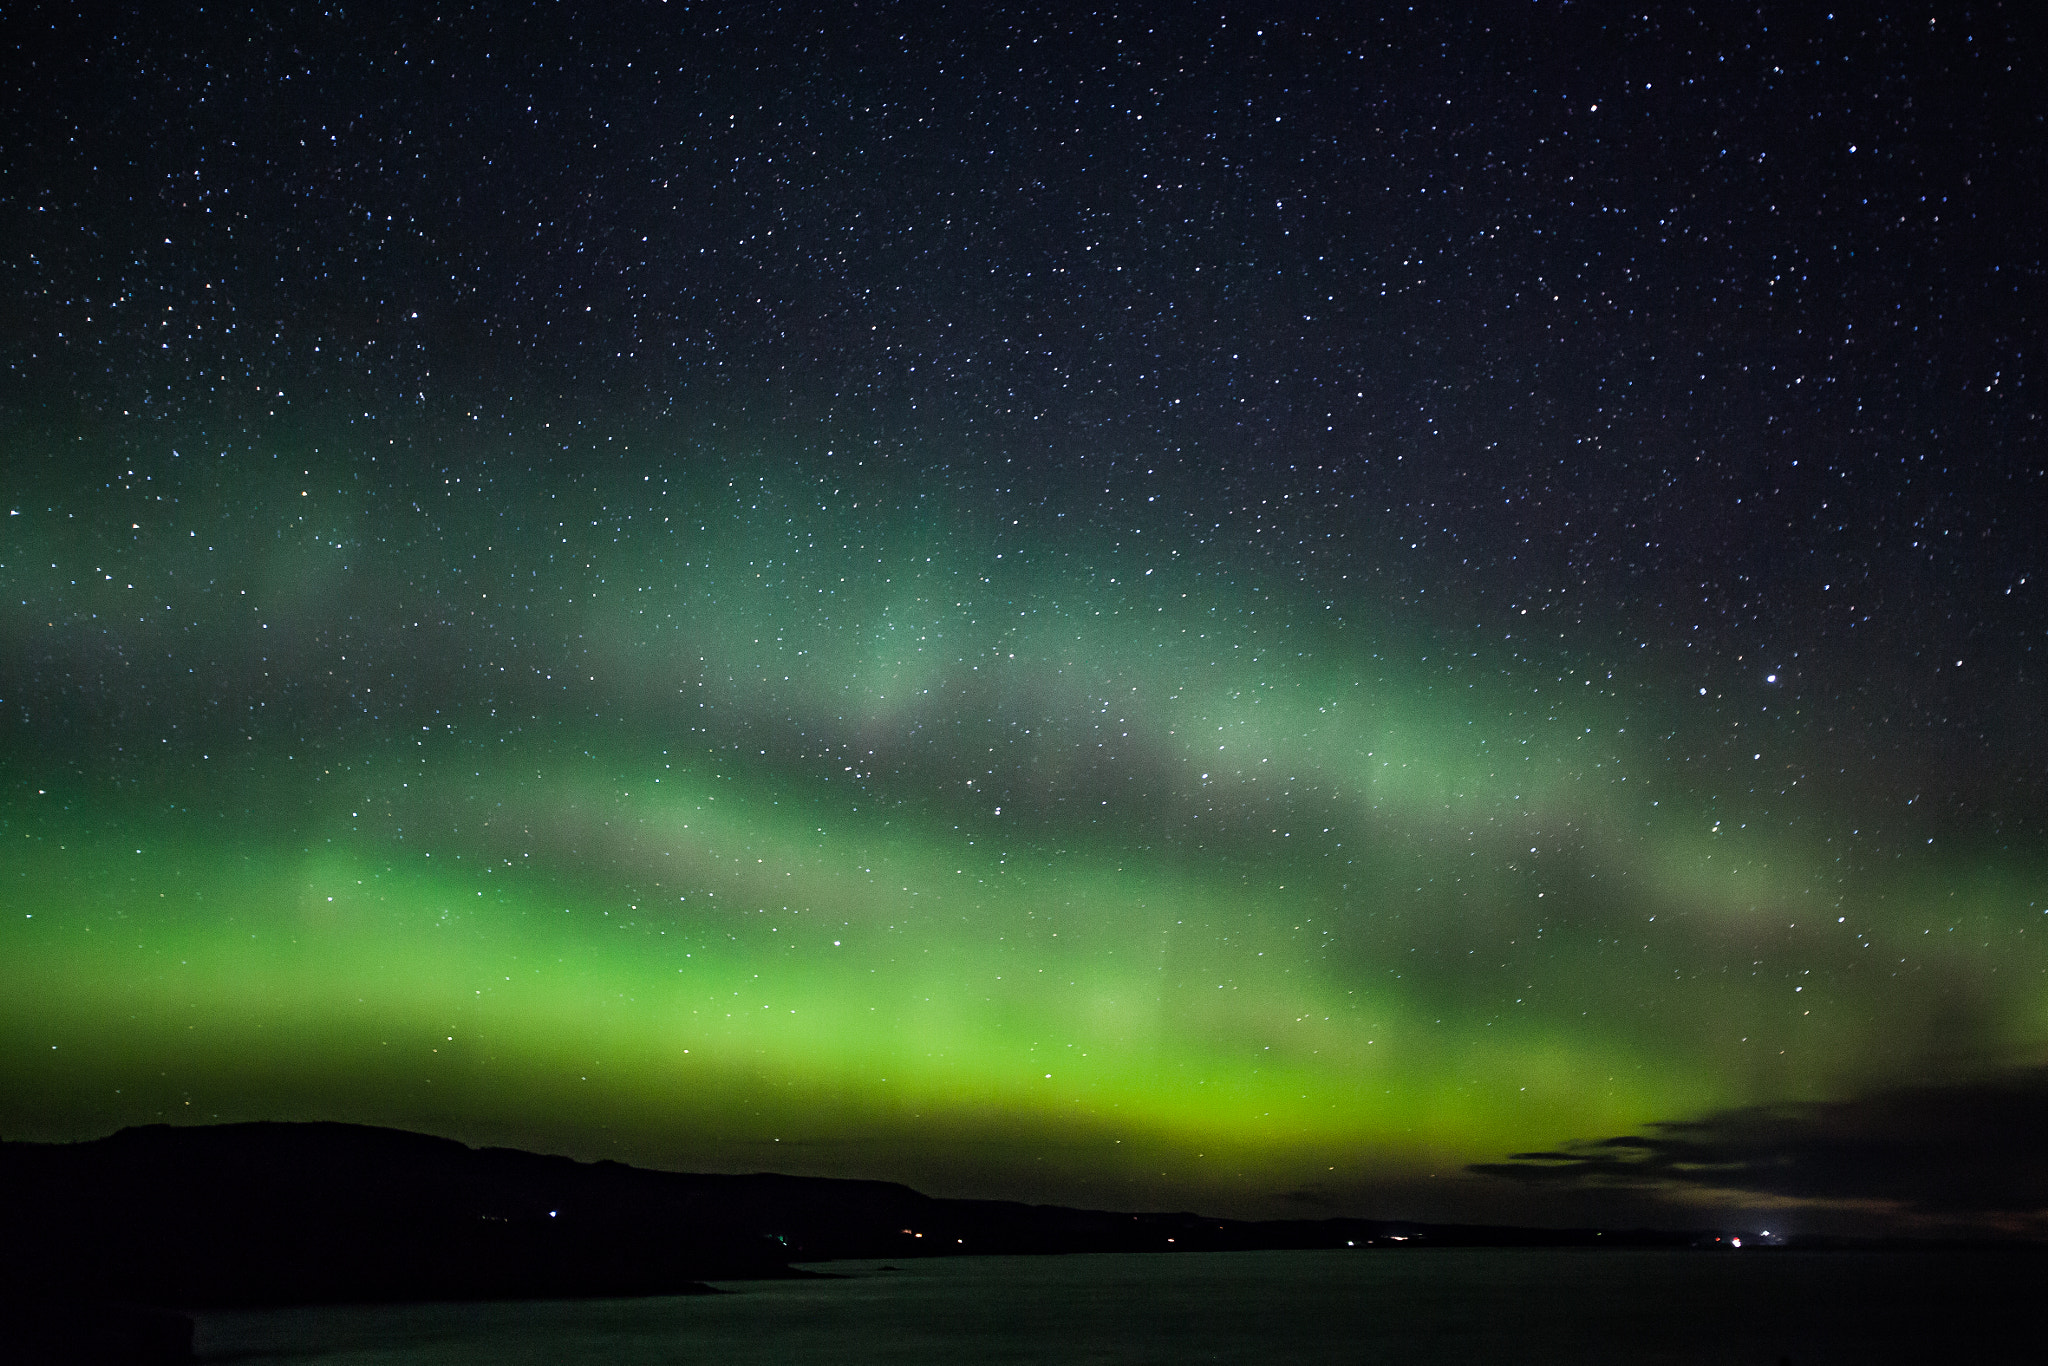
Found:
1,778 -> 1710,1181
4,429 -> 2044,1217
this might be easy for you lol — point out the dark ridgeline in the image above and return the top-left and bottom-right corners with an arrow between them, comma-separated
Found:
0,1120 -> 1949,1315
2,1123 -> 784,1308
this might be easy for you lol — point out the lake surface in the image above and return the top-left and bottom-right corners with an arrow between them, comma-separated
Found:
194,1247 -> 2033,1365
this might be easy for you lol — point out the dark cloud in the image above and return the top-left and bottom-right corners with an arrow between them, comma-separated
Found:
1471,1067 -> 2048,1228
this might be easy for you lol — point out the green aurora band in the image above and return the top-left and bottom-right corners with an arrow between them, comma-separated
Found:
5,427 -> 2044,1220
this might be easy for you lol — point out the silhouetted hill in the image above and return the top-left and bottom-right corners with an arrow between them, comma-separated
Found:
2,1121 -> 1988,1315
1,1122 -> 788,1307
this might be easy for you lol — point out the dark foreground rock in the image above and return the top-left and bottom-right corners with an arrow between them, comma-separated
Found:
0,1299 -> 193,1365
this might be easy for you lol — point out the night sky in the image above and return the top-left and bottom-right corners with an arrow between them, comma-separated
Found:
4,3 -> 2044,1237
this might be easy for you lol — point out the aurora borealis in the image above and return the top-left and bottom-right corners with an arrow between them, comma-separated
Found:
4,4 -> 2044,1235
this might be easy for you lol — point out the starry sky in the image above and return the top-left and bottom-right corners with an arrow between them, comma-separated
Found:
3,3 -> 2044,1236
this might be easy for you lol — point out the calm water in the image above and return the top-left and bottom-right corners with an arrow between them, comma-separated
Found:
194,1248 -> 2031,1365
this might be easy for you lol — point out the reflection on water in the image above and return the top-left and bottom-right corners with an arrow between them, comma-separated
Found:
196,1248 -> 2032,1365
